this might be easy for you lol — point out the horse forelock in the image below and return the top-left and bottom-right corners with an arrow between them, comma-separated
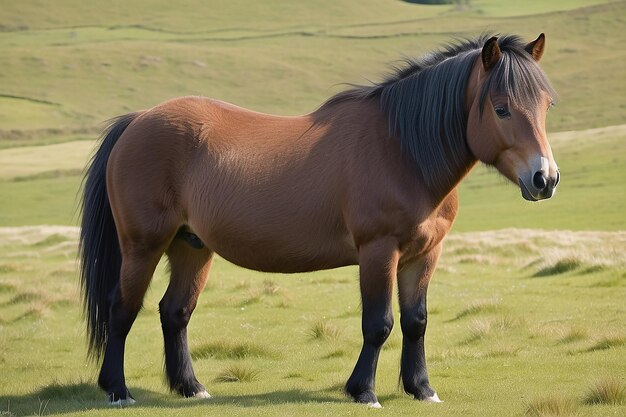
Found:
479,35 -> 557,115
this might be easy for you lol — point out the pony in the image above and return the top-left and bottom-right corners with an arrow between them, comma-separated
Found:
79,34 -> 559,407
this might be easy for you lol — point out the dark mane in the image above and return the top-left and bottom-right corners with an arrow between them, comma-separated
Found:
319,34 -> 556,189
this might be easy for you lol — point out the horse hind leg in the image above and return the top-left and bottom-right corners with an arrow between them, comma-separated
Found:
160,229 -> 213,398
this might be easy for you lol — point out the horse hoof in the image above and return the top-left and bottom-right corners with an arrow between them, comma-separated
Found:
109,397 -> 136,407
423,392 -> 443,403
368,401 -> 383,409
193,390 -> 211,399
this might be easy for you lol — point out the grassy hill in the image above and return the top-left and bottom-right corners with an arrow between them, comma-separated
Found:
0,1 -> 624,416
0,1 -> 625,147
0,0 -> 625,229
0,226 -> 624,416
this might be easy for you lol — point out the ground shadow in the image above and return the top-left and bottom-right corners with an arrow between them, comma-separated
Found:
0,381 -> 346,415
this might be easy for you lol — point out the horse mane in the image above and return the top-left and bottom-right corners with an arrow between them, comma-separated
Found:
319,34 -> 556,189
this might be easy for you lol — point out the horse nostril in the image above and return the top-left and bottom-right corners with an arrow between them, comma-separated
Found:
533,171 -> 547,190
555,170 -> 560,187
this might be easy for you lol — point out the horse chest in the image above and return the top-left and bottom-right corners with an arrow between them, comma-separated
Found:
402,218 -> 450,260
398,195 -> 458,266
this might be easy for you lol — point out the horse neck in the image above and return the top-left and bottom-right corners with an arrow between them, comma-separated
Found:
428,140 -> 476,206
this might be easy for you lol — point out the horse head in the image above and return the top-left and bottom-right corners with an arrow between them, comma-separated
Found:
466,34 -> 560,201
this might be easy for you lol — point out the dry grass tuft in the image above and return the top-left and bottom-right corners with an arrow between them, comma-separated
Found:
239,292 -> 262,306
0,281 -> 17,292
191,340 -> 275,360
262,279 -> 281,295
12,306 -> 46,322
589,277 -> 623,288
456,254 -> 497,265
0,264 -> 20,274
558,327 -> 588,344
534,257 -> 581,277
214,364 -> 260,383
452,299 -> 502,320
583,376 -> 626,405
5,292 -> 43,306
322,349 -> 347,359
524,394 -> 579,416
480,344 -> 521,358
585,335 -> 626,352
462,314 -> 518,344
273,299 -> 292,309
443,230 -> 626,273
234,280 -> 251,290
465,318 -> 493,342
308,319 -> 340,340
580,265 -> 606,275
31,233 -> 70,248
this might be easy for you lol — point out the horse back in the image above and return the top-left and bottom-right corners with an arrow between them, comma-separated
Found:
106,96 -> 457,272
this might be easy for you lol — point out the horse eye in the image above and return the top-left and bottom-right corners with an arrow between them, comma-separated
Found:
547,102 -> 555,111
494,106 -> 511,119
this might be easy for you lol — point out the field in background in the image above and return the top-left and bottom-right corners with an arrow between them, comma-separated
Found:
0,1 -> 624,416
1,0 -> 625,145
0,1 -> 625,228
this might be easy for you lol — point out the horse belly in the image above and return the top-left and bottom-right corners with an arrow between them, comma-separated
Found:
187,178 -> 357,273
203,224 -> 358,273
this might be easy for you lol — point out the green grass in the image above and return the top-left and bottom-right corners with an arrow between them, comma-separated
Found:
0,226 -> 624,416
0,1 -> 624,416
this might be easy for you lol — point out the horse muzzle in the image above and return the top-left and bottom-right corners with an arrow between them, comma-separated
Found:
519,169 -> 560,201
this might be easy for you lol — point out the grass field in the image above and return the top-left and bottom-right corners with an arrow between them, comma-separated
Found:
1,227 -> 624,416
0,1 -> 625,416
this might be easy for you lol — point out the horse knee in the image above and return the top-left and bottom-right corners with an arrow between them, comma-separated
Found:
363,313 -> 394,347
159,304 -> 191,331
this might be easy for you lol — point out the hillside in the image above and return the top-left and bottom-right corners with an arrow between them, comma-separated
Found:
1,1 -> 624,148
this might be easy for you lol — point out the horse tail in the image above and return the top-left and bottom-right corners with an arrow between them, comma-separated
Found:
79,112 -> 141,361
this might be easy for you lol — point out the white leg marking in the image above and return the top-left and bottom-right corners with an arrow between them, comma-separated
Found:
368,401 -> 382,408
109,397 -> 136,407
193,390 -> 212,399
424,392 -> 443,403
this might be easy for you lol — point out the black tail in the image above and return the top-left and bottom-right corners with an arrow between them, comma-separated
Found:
79,112 -> 140,361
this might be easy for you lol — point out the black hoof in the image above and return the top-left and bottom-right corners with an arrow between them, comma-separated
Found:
177,380 -> 208,398
345,383 -> 379,405
405,382 -> 438,401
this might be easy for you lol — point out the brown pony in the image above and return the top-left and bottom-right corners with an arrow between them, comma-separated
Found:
79,34 -> 559,407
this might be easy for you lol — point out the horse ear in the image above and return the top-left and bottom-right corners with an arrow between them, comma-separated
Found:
481,37 -> 501,71
525,33 -> 545,61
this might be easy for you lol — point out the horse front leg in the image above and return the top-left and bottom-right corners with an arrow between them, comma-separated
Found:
397,244 -> 442,402
345,238 -> 399,407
